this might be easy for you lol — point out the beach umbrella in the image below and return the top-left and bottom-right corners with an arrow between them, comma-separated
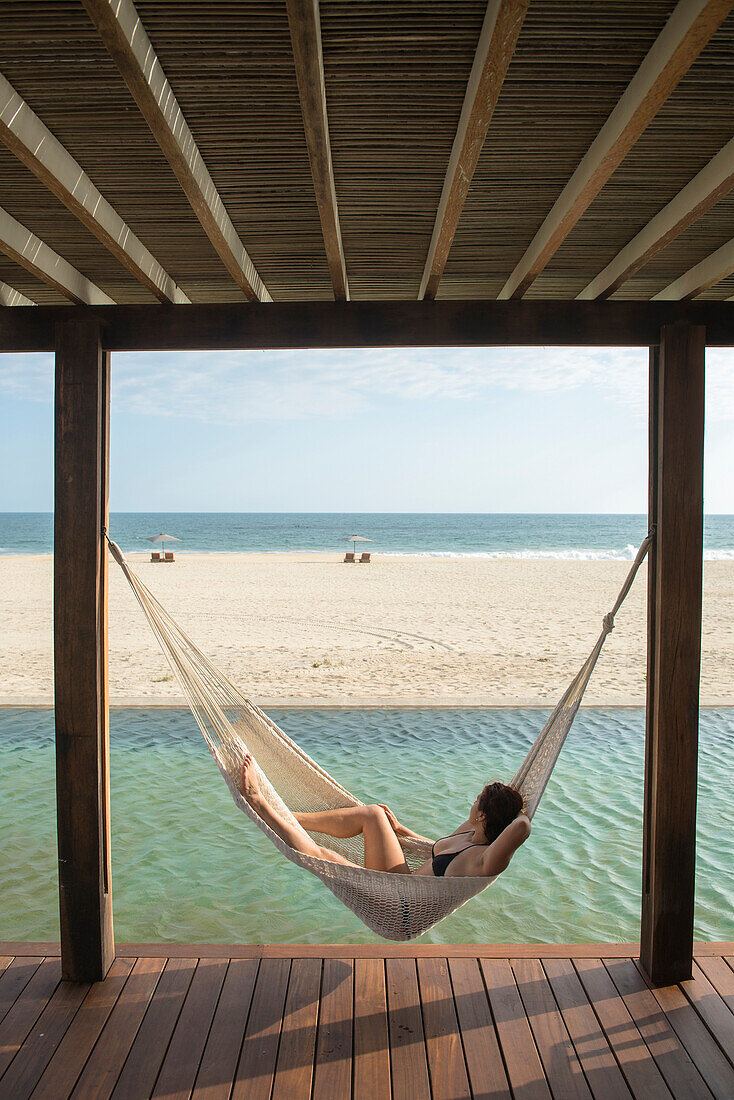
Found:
344,534 -> 373,555
146,532 -> 182,556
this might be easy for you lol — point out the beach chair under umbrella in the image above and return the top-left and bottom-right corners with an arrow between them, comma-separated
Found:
344,534 -> 372,562
147,532 -> 181,562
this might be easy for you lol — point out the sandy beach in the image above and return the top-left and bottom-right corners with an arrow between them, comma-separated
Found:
1,553 -> 731,706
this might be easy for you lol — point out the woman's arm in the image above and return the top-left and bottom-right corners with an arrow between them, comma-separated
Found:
378,805 -> 433,845
388,811 -> 475,844
480,814 -> 531,876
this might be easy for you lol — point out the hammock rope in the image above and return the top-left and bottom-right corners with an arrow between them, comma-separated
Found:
106,532 -> 651,940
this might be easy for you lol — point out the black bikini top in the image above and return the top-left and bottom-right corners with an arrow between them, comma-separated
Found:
431,830 -> 482,877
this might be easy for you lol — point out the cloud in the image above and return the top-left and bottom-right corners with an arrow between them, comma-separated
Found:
704,351 -> 734,422
2,344 -> 734,425
109,345 -> 652,424
0,352 -> 53,402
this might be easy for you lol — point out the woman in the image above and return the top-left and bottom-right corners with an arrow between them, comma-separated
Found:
239,753 -> 530,878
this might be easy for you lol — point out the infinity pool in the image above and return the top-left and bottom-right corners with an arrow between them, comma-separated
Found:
2,707 -> 732,945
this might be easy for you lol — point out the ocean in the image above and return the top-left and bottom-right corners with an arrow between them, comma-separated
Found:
3,511 -> 734,558
2,706 -> 733,945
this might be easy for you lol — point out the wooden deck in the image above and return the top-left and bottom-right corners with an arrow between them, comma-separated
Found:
0,943 -> 733,1099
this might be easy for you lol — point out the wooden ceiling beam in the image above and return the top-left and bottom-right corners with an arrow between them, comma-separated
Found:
0,279 -> 34,306
0,205 -> 114,304
579,136 -> 734,300
2,299 -> 733,353
82,0 -> 271,303
286,0 -> 349,301
0,73 -> 189,305
499,0 -> 733,300
419,0 -> 530,301
652,237 -> 734,299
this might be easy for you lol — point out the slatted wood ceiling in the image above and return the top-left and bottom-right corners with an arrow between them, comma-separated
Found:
0,0 -> 733,304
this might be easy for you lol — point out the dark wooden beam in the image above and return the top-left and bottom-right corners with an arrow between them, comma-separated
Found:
286,0 -> 349,301
640,323 -> 705,986
54,319 -> 114,982
2,300 -> 734,353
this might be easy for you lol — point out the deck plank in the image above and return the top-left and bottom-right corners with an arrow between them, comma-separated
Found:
680,965 -> 734,1061
271,956 -> 322,1100
417,956 -> 471,1100
480,958 -> 552,1100
448,957 -> 511,1099
574,958 -> 673,1099
232,957 -> 290,1100
511,956 -> 592,1100
312,957 -> 353,1100
107,956 -> 196,1100
69,955 -> 166,1100
29,958 -> 134,1100
191,958 -> 259,1100
0,944 -> 730,1100
696,956 -> 734,1014
0,977 -> 89,1100
0,958 -> 61,1083
0,959 -> 43,1029
634,960 -> 734,1100
5,942 -> 734,959
353,958 -> 390,1100
542,958 -> 632,1100
603,957 -> 713,1099
386,957 -> 431,1100
151,957 -> 229,1099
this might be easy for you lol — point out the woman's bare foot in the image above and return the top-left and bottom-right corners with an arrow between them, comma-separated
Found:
240,752 -> 261,802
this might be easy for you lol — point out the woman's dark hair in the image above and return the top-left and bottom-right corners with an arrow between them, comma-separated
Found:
476,782 -> 524,843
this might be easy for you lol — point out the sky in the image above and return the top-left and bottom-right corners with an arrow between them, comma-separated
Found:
1,345 -> 733,513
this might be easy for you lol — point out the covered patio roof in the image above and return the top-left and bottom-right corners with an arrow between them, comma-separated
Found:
1,0 -> 733,308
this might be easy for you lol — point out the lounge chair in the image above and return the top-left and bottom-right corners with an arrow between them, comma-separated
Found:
151,551 -> 161,562
164,551 -> 175,562
344,551 -> 355,563
359,552 -> 371,563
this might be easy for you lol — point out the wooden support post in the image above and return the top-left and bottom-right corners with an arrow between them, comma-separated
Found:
54,319 -> 114,981
641,324 -> 705,986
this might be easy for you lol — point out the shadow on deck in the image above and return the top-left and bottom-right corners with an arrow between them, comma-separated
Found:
0,942 -> 733,1098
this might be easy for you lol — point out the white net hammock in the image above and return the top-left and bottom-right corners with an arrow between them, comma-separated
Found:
107,534 -> 651,941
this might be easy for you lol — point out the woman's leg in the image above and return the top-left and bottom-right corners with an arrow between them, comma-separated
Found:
296,805 -> 410,874
295,806 -> 380,838
239,756 -> 352,865
240,757 -> 409,873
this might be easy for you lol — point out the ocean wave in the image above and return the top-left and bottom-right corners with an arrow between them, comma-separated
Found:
379,546 -> 734,561
4,545 -> 734,560
379,548 -> 637,560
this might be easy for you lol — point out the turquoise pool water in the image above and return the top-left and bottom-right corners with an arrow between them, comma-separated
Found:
2,707 -> 732,945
